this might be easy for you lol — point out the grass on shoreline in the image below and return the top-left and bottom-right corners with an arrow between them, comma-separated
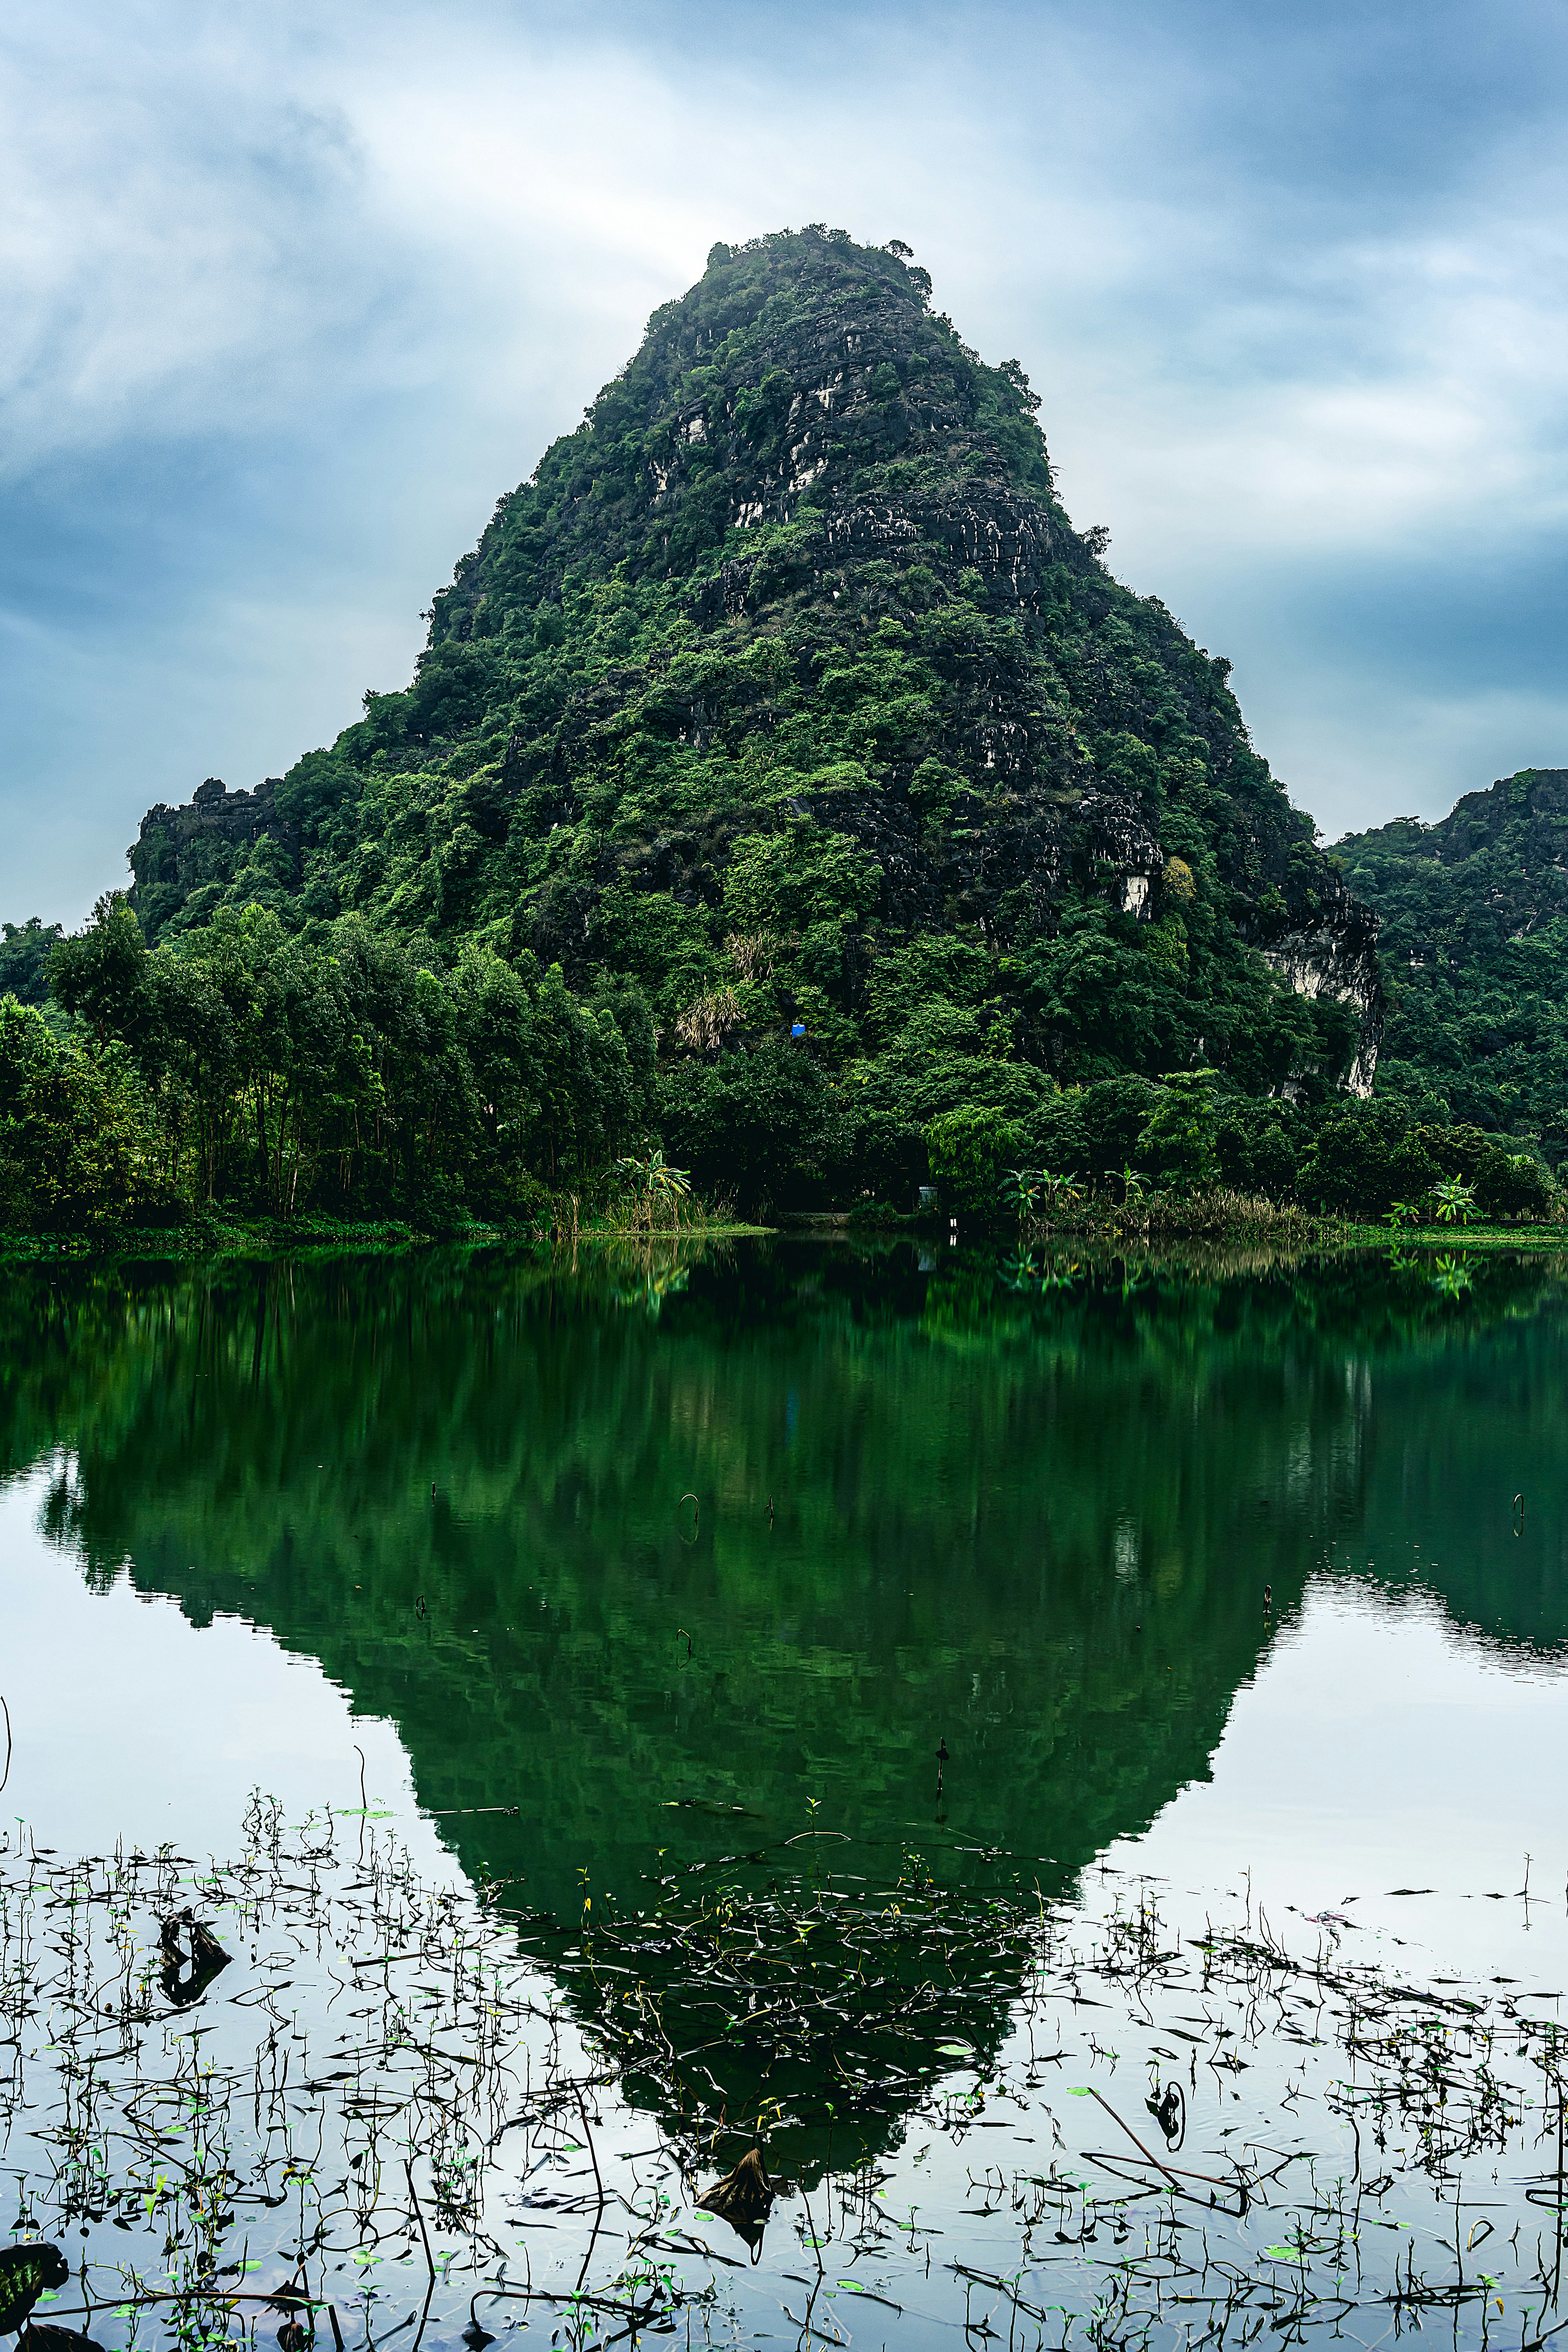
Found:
0,1209 -> 773,1265
3,1200 -> 1567,1266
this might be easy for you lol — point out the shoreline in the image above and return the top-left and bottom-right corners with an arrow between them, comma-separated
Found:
2,1209 -> 1567,1264
0,1212 -> 777,1264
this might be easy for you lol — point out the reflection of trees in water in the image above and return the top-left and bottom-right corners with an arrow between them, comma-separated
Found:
547,1853 -> 1038,2186
2,1241 -> 1567,1933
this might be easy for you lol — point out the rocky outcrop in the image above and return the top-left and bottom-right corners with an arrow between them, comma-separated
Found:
120,228 -> 1384,1099
129,776 -> 290,933
1262,876 -> 1383,1095
138,773 -> 278,855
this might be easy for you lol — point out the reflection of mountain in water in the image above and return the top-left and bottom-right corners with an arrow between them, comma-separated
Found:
1347,1327 -> 1568,1657
7,1240 -> 1568,1927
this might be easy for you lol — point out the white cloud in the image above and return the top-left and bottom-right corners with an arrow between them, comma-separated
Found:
2,0 -> 1568,916
10,0 -> 1567,557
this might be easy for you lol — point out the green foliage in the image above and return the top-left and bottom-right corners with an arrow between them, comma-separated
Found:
659,1040 -> 848,1211
1475,1148 -> 1551,1219
0,996 -> 172,1232
1338,770 -> 1568,1158
10,225 -> 1383,1223
923,1103 -> 1027,1218
1214,1098 -> 1303,1199
0,917 -> 65,1007
722,822 -> 881,933
1136,1069 -> 1221,1192
28,896 -> 659,1226
1296,1102 -> 1441,1220
1285,1104 -> 1550,1224
1430,1176 -> 1477,1226
612,1145 -> 693,1212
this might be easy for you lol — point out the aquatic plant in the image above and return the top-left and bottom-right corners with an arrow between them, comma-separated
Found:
2,1800 -> 1566,2352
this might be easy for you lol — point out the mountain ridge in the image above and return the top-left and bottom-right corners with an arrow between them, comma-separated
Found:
125,227 -> 1380,1138
1336,767 -> 1568,1154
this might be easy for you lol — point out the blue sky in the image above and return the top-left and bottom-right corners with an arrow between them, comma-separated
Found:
4,0 -> 1567,922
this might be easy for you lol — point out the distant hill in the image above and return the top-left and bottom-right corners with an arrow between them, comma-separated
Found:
124,226 -> 1379,1117
0,918 -> 62,1007
1336,769 -> 1568,1158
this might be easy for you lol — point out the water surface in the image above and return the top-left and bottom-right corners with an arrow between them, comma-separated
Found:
5,1239 -> 1568,1909
4,1236 -> 1568,2346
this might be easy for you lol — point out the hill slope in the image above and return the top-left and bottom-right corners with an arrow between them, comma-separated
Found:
1336,768 -> 1568,1157
126,227 -> 1379,1135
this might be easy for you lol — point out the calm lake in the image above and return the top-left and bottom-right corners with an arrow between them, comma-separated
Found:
3,1236 -> 1568,2350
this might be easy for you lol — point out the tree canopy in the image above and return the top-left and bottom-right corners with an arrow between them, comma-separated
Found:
8,229 -> 1492,1229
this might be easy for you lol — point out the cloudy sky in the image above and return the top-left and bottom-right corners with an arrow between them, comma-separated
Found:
4,0 -> 1566,923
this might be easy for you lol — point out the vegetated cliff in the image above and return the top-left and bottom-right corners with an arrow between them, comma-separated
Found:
1336,769 -> 1568,1157
0,918 -> 62,1008
125,226 -> 1379,1152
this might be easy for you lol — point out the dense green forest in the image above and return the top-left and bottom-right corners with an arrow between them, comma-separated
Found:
1336,768 -> 1568,1160
0,916 -> 62,1006
0,227 -> 1556,1231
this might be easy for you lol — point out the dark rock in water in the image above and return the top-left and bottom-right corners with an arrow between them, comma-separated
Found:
158,1909 -> 232,2009
0,2245 -> 69,2336
695,2147 -> 775,2254
17,2328 -> 104,2352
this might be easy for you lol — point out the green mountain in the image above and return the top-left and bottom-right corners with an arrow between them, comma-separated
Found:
123,227 -> 1378,1131
1336,768 -> 1568,1158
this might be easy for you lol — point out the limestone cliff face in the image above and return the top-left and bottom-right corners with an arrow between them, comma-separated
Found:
127,227 -> 1380,1098
131,777 -> 283,924
1334,769 -> 1568,1141
1261,874 -> 1383,1096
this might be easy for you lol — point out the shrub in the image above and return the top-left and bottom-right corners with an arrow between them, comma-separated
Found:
1297,1102 -> 1439,1218
1472,1145 -> 1551,1221
659,1040 -> 849,1211
923,1103 -> 1028,1220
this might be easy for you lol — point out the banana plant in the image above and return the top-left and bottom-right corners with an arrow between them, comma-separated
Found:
613,1147 -> 693,1223
1430,1177 -> 1477,1226
1038,1171 -> 1085,1214
1002,1167 -> 1041,1218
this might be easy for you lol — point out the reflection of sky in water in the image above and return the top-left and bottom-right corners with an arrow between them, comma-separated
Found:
0,1462 -> 457,1884
1108,1575 -> 1568,1988
10,1249 -> 1568,2352
7,1452 -> 1567,1992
